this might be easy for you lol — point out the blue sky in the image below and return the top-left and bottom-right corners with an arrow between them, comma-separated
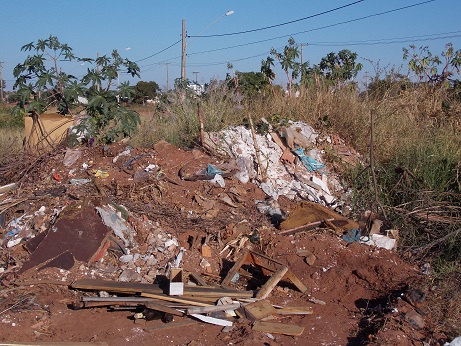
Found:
1,0 -> 460,91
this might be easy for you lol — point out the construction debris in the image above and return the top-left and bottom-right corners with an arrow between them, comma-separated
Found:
0,121 -> 431,344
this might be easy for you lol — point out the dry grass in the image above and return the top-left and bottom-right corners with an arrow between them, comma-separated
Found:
0,127 -> 23,159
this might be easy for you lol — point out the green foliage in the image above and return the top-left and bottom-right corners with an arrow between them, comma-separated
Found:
229,72 -> 269,97
260,57 -> 276,84
403,43 -> 461,85
133,81 -> 160,104
366,73 -> 410,100
0,104 -> 22,128
269,37 -> 309,96
318,49 -> 362,85
12,35 -> 141,144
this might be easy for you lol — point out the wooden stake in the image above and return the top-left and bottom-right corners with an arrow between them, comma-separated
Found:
370,109 -> 387,220
198,102 -> 205,146
247,114 -> 267,182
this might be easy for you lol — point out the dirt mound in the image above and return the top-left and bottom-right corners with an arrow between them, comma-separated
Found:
0,128 -> 453,345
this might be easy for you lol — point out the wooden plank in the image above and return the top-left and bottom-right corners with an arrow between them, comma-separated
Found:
275,306 -> 313,315
242,300 -> 276,321
270,132 -> 287,151
83,301 -> 142,308
186,303 -> 241,315
249,254 -> 277,275
72,279 -> 163,294
145,302 -> 184,316
201,244 -> 212,257
72,278 -> 249,298
252,321 -> 304,336
283,269 -> 308,293
82,297 -> 168,303
184,289 -> 253,299
221,250 -> 250,286
143,320 -> 200,332
255,266 -> 289,299
140,293 -> 212,307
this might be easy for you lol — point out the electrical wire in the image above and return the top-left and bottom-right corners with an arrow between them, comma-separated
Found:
136,0 -> 445,78
135,39 -> 181,63
186,31 -> 461,58
185,0 -> 443,58
307,33 -> 461,46
188,0 -> 366,38
136,0 -> 367,63
185,33 -> 461,69
136,0 -> 439,66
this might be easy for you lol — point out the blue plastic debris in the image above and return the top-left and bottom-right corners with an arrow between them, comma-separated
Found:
342,229 -> 361,243
207,164 -> 223,177
293,148 -> 325,172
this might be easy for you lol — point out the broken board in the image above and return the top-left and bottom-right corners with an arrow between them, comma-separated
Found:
222,250 -> 307,299
241,300 -> 276,321
252,321 -> 304,336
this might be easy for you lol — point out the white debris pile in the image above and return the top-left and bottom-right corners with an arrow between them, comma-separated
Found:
204,121 -> 343,207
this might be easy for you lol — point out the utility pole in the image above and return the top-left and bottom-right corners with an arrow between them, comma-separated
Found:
0,61 -> 4,102
192,71 -> 199,84
299,43 -> 308,65
181,19 -> 186,82
165,62 -> 170,91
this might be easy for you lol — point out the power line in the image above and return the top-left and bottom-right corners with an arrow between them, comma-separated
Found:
187,51 -> 271,68
135,0 -> 438,67
138,0 -> 445,78
186,30 -> 461,58
185,0 -> 442,58
188,0 -> 366,38
307,33 -> 461,46
136,2 -> 365,65
135,39 -> 181,63
184,32 -> 461,70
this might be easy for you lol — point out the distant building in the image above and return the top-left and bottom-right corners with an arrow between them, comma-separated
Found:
187,81 -> 203,96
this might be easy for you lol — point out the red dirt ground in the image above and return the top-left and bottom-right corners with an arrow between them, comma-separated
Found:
0,140 -> 451,345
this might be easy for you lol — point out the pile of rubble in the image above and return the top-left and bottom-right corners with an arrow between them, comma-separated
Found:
0,120 -> 447,345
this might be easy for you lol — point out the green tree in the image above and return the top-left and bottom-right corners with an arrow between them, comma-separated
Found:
12,35 -> 141,144
366,72 -> 410,100
403,43 -> 461,86
133,81 -> 160,104
269,37 -> 309,96
226,63 -> 239,92
270,37 -> 300,96
228,71 -> 269,97
260,57 -> 276,85
318,49 -> 362,87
